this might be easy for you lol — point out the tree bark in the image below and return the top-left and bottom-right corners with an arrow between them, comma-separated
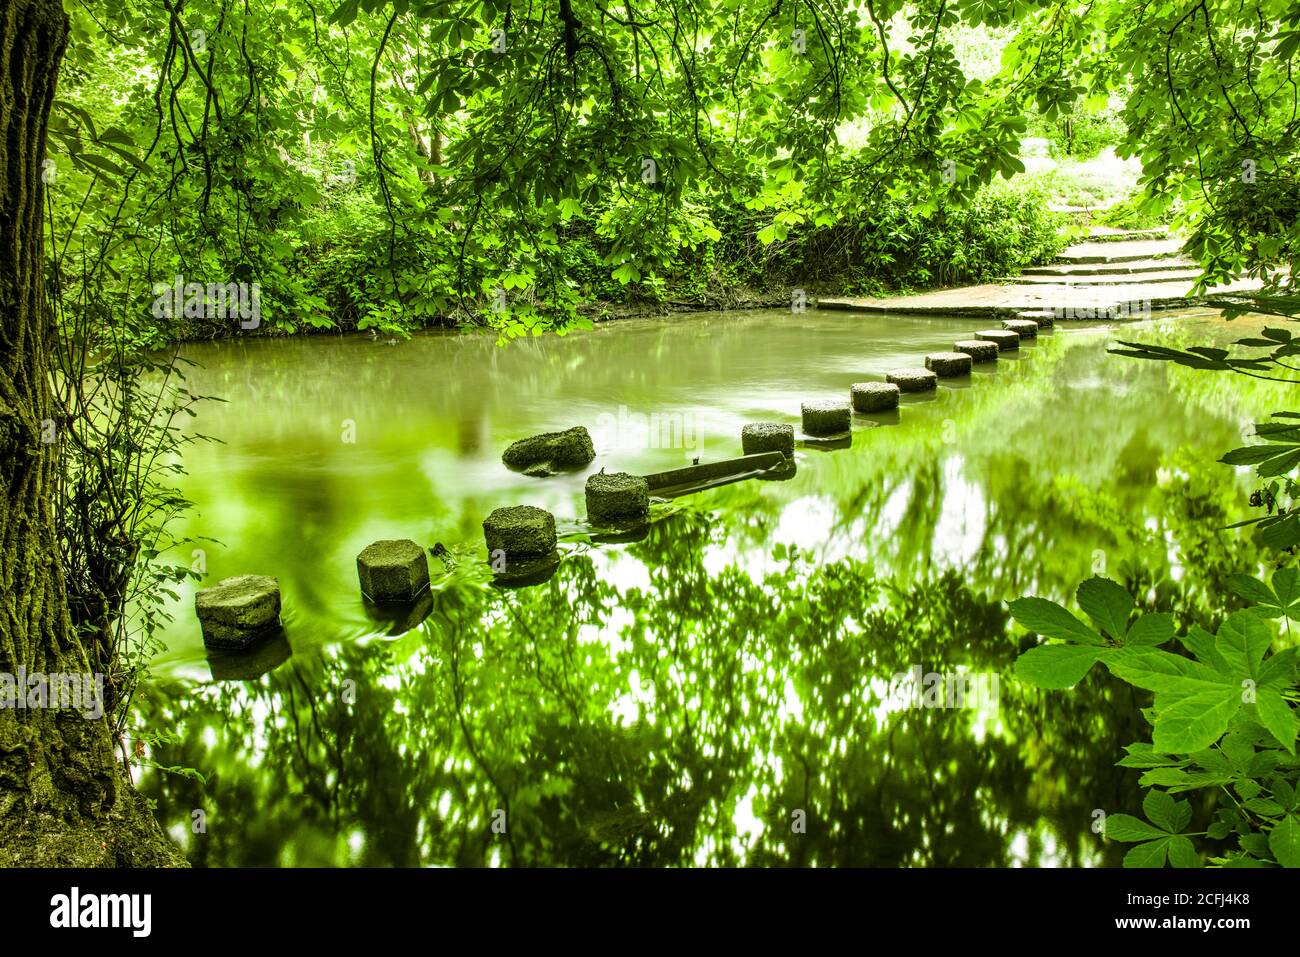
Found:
0,0 -> 182,867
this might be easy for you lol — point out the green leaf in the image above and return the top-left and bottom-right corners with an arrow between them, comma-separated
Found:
328,0 -> 360,26
1104,813 -> 1167,842
1269,817 -> 1300,867
1123,839 -> 1169,867
1117,743 -> 1185,769
1076,577 -> 1133,640
1142,790 -> 1190,833
1255,690 -> 1299,753
1259,647 -> 1297,689
1151,688 -> 1242,753
1181,625 -> 1229,670
1126,613 -> 1175,646
1228,573 -> 1279,608
1273,567 -> 1300,607
1216,611 -> 1272,680
1106,646 -> 1226,694
1014,643 -> 1102,689
1166,835 -> 1203,868
1008,597 -> 1104,645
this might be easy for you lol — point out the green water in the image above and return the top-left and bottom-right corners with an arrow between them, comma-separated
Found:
136,308 -> 1278,866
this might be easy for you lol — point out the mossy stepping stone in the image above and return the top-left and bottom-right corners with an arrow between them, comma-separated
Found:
953,340 -> 999,362
483,505 -> 557,556
801,400 -> 851,436
975,330 -> 1020,351
741,422 -> 794,456
502,426 -> 595,474
586,471 -> 650,522
356,539 -> 430,601
886,368 -> 938,393
924,352 -> 973,377
195,575 -> 281,650
850,382 -> 900,413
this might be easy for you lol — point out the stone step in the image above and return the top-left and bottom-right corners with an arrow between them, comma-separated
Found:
1023,259 -> 1194,277
1009,269 -> 1202,286
816,276 -> 1263,319
1056,238 -> 1184,264
1082,227 -> 1170,243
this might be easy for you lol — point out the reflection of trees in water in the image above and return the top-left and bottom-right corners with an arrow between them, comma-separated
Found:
141,507 -> 1183,867
139,329 -> 1266,866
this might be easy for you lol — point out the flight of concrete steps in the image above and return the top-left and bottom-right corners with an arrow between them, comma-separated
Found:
818,228 -> 1262,319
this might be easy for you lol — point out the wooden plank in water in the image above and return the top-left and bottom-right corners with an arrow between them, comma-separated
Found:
643,452 -> 788,497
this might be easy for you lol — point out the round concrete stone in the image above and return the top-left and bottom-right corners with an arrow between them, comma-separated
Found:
741,422 -> 795,457
975,329 -> 1020,351
801,400 -> 851,436
953,340 -> 999,362
586,471 -> 650,522
851,382 -> 900,413
502,426 -> 595,473
483,505 -> 557,556
1016,309 -> 1056,328
886,368 -> 938,393
924,352 -> 973,377
1001,318 -> 1039,339
356,539 -> 431,601
195,574 -> 281,650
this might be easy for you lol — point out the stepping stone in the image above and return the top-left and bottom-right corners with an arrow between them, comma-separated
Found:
356,539 -> 430,602
483,505 -> 557,557
1001,319 -> 1039,339
586,471 -> 650,522
195,575 -> 282,650
1014,309 -> 1055,328
801,400 -> 851,436
501,426 -> 594,474
975,330 -> 1020,351
851,381 -> 900,413
741,422 -> 794,457
953,340 -> 999,362
886,368 -> 938,393
924,352 -> 973,377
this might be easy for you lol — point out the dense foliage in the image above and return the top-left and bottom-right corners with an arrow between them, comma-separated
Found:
48,0 -> 1300,341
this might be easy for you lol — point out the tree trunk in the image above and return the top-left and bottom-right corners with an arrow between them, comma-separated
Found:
0,0 -> 182,867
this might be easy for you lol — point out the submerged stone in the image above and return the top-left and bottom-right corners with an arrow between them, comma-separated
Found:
886,368 -> 938,393
586,471 -> 650,522
356,539 -> 430,601
741,422 -> 795,457
483,505 -> 557,556
501,426 -> 595,473
801,400 -> 851,436
195,574 -> 281,650
924,352 -> 973,378
975,329 -> 1020,351
952,340 -> 999,362
851,382 -> 900,413
1001,318 -> 1039,339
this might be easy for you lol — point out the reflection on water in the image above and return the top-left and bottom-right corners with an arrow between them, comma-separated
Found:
135,308 -> 1273,865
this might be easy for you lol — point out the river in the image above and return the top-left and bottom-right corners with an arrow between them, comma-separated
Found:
134,307 -> 1276,866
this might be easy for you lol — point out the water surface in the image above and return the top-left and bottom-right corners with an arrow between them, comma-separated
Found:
137,307 -> 1277,866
